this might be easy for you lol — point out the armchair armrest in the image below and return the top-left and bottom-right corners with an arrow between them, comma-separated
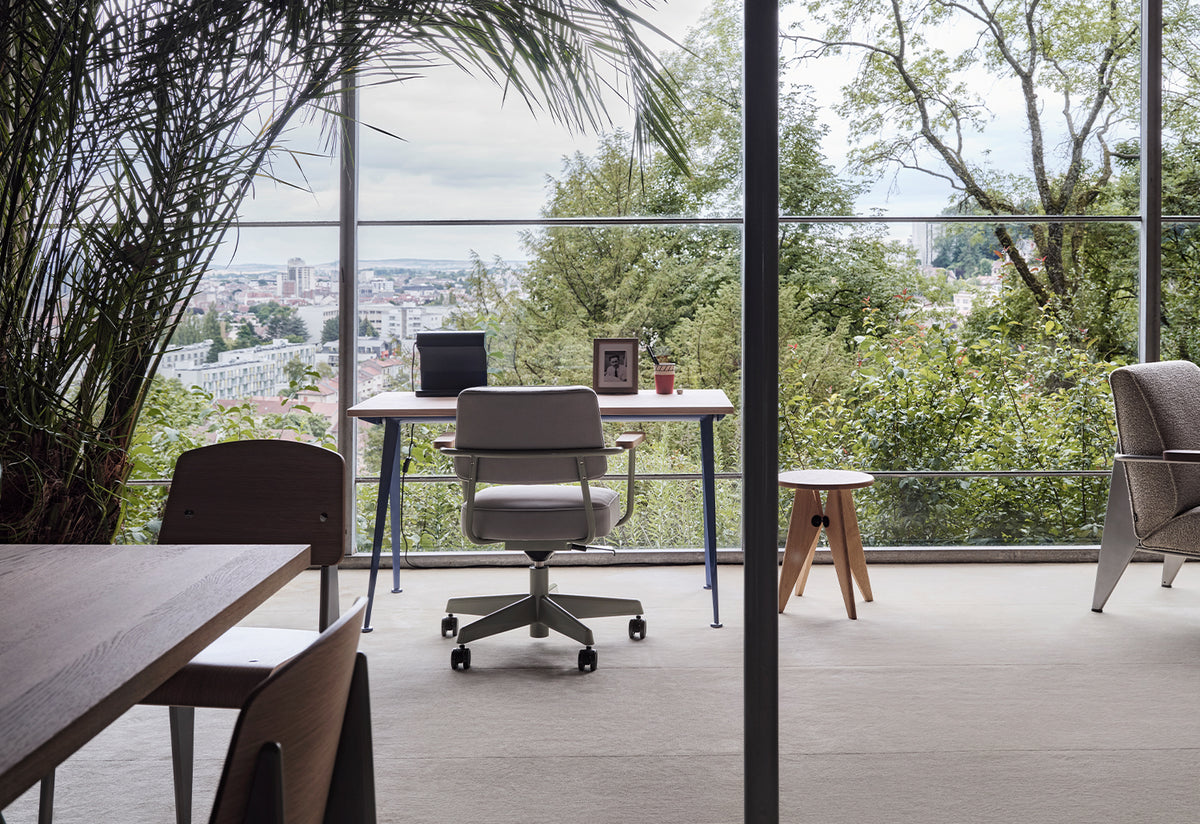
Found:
1116,451 -> 1200,464
433,432 -> 455,450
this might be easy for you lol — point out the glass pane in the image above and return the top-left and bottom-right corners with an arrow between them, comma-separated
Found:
1163,0 -> 1200,215
357,0 -> 729,220
778,220 -> 1135,547
785,1 -> 1141,218
120,228 -> 339,542
814,475 -> 1111,547
353,222 -> 742,552
1161,221 -> 1200,360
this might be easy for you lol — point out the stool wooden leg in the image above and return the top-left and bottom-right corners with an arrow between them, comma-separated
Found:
838,489 -> 873,602
824,490 -> 858,619
795,532 -> 818,598
778,489 -> 822,613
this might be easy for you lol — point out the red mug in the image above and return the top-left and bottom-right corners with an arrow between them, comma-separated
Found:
654,363 -> 675,394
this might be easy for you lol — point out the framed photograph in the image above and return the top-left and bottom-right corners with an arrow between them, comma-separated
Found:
592,338 -> 639,394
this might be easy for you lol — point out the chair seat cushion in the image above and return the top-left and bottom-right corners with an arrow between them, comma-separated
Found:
1143,505 -> 1200,557
141,626 -> 317,708
466,484 -> 620,542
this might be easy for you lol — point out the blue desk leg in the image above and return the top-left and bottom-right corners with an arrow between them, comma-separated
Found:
700,415 -> 722,628
363,418 -> 400,632
388,425 -> 404,595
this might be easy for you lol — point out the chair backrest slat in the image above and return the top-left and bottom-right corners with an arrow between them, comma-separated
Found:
158,440 -> 345,567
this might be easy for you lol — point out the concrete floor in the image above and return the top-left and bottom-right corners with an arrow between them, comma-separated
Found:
7,560 -> 1200,823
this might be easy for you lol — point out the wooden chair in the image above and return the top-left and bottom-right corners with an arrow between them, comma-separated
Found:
207,597 -> 374,824
142,440 -> 348,824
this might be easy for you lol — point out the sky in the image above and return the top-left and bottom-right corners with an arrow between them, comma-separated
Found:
222,0 -> 711,268
218,0 -> 1139,270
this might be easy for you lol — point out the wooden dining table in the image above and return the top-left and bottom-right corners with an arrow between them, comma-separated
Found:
0,541 -> 310,811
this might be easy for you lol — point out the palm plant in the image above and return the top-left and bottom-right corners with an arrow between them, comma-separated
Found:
0,0 -> 685,543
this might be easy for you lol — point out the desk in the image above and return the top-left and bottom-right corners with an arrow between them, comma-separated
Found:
0,542 -> 310,810
348,388 -> 735,630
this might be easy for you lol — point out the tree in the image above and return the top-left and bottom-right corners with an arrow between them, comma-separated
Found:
169,310 -> 207,346
202,310 -> 228,362
511,0 -> 912,400
788,0 -> 1142,327
0,0 -> 687,543
321,316 -> 339,344
250,301 -> 309,342
234,321 -> 265,349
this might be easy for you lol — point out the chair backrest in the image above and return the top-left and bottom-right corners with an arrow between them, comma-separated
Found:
207,597 -> 367,824
454,386 -> 607,484
158,440 -> 346,567
1110,360 -> 1200,537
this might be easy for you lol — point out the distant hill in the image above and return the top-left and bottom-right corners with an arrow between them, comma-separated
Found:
207,258 -> 481,275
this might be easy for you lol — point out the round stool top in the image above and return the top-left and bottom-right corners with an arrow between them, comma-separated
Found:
778,469 -> 875,490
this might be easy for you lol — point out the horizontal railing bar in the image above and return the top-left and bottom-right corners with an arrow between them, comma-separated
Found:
226,213 -> 1158,229
349,468 -> 1111,485
128,468 -> 1113,488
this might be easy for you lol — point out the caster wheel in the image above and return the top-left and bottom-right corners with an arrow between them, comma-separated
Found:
451,646 -> 471,671
578,647 -> 598,672
441,615 -> 459,637
628,616 -> 647,640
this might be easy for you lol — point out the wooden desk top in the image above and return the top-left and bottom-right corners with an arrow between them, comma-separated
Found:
0,542 -> 310,807
348,388 -> 735,421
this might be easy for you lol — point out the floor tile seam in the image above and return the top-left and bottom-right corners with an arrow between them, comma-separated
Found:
376,751 -> 746,763
777,661 -> 1197,671
778,745 -> 1200,757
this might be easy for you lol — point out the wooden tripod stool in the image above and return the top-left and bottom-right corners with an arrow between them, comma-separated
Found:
778,469 -> 875,619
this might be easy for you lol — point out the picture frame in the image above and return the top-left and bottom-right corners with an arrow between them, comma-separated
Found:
592,338 -> 639,394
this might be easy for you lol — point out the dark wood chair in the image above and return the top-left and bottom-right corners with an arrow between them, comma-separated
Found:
143,439 -> 348,824
207,597 -> 374,824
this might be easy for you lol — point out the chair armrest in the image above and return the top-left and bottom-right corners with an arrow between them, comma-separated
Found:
616,432 -> 645,450
1163,450 -> 1200,463
1115,453 -> 1170,463
433,432 -> 455,450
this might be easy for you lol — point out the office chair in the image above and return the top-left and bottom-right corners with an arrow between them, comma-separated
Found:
1094,360 -> 1200,611
143,439 -> 346,824
437,385 -> 647,672
207,597 -> 373,824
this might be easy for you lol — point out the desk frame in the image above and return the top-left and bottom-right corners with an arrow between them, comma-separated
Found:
349,390 -> 733,631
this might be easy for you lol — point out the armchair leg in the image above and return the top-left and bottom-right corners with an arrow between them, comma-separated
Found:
169,705 -> 195,824
1093,466 -> 1137,613
1162,555 -> 1186,588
